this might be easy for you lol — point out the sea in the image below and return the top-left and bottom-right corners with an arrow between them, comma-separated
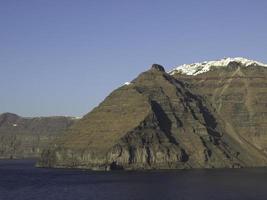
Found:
1,159 -> 267,200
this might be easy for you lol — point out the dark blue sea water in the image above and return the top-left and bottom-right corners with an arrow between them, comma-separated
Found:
1,160 -> 267,200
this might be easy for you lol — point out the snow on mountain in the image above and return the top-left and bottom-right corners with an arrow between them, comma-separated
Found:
169,57 -> 267,76
124,82 -> 131,85
71,116 -> 82,120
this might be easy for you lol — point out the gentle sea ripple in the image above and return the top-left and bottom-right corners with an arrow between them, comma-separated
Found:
0,160 -> 267,200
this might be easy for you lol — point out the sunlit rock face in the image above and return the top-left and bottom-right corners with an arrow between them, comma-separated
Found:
38,61 -> 267,170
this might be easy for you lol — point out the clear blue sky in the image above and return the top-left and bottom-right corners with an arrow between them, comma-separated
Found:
1,0 -> 267,117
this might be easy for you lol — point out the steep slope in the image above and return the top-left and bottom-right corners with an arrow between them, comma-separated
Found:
0,113 -> 77,159
171,57 -> 267,160
38,64 -> 264,170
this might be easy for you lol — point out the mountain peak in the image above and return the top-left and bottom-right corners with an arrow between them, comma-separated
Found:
0,112 -> 20,122
169,57 -> 267,76
151,64 -> 165,72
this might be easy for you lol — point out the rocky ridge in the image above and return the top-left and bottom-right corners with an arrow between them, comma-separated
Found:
170,57 -> 267,75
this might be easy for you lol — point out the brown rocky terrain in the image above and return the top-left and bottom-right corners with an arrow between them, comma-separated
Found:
172,63 -> 267,163
37,60 -> 267,170
0,113 -> 77,159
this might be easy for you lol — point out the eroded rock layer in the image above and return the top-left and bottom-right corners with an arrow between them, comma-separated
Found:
172,65 -> 267,163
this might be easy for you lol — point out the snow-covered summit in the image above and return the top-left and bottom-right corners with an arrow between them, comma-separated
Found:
169,57 -> 267,76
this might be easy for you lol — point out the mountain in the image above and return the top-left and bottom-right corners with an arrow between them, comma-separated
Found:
38,59 -> 267,170
170,57 -> 267,161
0,113 -> 78,159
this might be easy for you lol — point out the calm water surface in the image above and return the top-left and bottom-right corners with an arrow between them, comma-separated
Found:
1,160 -> 267,200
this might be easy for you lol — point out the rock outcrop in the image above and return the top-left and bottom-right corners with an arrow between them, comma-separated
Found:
38,61 -> 267,170
0,113 -> 77,159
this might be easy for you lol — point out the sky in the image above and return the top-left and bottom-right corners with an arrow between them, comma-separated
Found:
1,0 -> 267,117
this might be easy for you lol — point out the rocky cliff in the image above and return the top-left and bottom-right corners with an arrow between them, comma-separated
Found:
0,113 -> 77,159
38,59 -> 267,170
171,58 -> 267,163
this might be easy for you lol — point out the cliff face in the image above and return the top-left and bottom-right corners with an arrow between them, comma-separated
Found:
38,63 -> 267,170
0,113 -> 76,159
172,65 -> 267,161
